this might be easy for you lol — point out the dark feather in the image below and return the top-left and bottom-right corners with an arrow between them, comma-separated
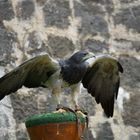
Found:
0,54 -> 59,99
59,59 -> 88,85
117,62 -> 123,73
82,56 -> 123,117
0,67 -> 28,99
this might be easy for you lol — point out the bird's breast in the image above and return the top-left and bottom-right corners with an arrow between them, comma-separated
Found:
60,64 -> 87,85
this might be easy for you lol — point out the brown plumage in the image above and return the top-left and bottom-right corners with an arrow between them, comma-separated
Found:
0,54 -> 59,100
82,55 -> 123,117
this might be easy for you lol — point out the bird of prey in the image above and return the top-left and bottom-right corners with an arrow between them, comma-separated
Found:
0,50 -> 123,117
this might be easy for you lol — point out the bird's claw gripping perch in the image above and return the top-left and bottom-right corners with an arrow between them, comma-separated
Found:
54,104 -> 76,113
55,104 -> 89,127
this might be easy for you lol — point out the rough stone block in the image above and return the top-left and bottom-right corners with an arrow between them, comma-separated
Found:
48,36 -> 75,58
119,56 -> 140,89
27,31 -> 47,55
132,41 -> 140,52
43,0 -> 70,28
81,39 -> 109,54
0,0 -> 14,21
74,1 -> 106,16
36,0 -> 46,5
10,93 -> 38,123
120,0 -> 138,4
16,0 -> 35,20
128,133 -> 140,140
81,0 -> 114,13
113,6 -> 140,33
79,91 -> 96,116
96,122 -> 114,140
74,1 -> 109,37
0,26 -> 16,65
122,94 -> 140,127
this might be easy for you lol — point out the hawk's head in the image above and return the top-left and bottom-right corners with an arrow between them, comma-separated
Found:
69,51 -> 95,64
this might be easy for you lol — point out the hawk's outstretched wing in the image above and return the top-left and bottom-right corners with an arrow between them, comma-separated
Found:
0,54 -> 59,100
82,55 -> 123,117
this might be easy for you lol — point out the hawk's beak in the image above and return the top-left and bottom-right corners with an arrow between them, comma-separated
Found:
83,52 -> 95,61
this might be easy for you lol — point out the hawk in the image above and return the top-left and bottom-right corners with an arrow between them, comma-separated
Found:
0,50 -> 123,117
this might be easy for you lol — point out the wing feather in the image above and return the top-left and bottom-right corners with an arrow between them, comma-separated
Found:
0,54 -> 59,100
82,55 -> 123,117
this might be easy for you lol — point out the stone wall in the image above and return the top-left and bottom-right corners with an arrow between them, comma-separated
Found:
0,0 -> 140,139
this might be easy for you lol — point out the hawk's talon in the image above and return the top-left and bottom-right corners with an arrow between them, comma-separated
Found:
56,104 -> 63,111
75,110 -> 87,117
55,104 -> 75,114
75,105 -> 88,116
54,108 -> 66,113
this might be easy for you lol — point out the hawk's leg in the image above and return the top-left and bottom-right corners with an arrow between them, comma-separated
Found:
52,86 -> 75,113
47,74 -> 66,113
71,83 -> 81,110
52,86 -> 61,104
71,83 -> 87,116
51,86 -> 66,113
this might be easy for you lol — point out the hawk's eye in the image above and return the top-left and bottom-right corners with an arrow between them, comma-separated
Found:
83,53 -> 87,56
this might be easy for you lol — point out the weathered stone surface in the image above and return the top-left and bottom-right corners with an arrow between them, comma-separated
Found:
16,127 -> 29,140
87,0 -> 114,14
119,56 -> 140,89
93,0 -> 113,4
75,1 -> 109,37
80,14 -> 109,37
128,133 -> 140,140
113,6 -> 140,33
16,0 -> 35,20
81,39 -> 109,54
82,0 -> 114,15
36,0 -> 46,5
120,0 -> 138,4
79,91 -> 96,116
0,0 -> 14,21
83,129 -> 95,140
122,93 -> 140,127
96,122 -> 114,140
74,1 -> 106,16
48,36 -> 75,58
28,32 -> 42,49
11,93 -> 38,123
0,97 -> 17,140
0,134 -> 10,140
27,31 -> 47,55
119,55 -> 140,128
132,41 -> 140,52
43,0 -> 70,28
0,26 -> 17,66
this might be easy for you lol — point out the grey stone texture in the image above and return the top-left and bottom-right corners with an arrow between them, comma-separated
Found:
74,1 -> 109,37
27,31 -> 47,55
119,56 -> 140,89
0,0 -> 14,21
122,93 -> 140,128
114,6 -> 140,33
0,0 -> 140,140
97,122 -> 114,140
81,39 -> 109,54
43,0 -> 71,28
16,0 -> 35,20
48,35 -> 75,58
0,26 -> 13,65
